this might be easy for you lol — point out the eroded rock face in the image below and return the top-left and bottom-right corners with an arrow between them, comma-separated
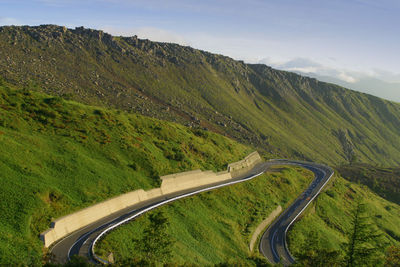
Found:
335,128 -> 356,162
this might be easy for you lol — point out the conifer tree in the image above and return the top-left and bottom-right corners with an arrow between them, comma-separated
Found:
294,230 -> 342,267
343,200 -> 385,267
141,211 -> 174,264
123,211 -> 174,266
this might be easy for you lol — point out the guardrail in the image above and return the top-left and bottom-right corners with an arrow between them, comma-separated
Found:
90,164 -> 267,264
91,159 -> 333,265
41,152 -> 262,248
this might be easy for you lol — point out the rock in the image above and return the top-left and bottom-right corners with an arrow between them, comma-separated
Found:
107,252 -> 114,264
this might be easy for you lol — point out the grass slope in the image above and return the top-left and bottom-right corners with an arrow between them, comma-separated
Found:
95,166 -> 314,266
288,175 -> 400,265
1,25 -> 400,166
0,81 -> 252,265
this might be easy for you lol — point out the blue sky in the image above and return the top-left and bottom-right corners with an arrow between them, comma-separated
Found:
1,0 -> 400,98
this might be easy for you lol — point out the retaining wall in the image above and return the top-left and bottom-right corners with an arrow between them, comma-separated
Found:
41,151 -> 262,248
249,205 -> 282,252
40,189 -> 148,247
228,151 -> 262,175
160,170 -> 232,194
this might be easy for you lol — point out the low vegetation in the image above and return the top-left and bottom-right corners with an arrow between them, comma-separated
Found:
96,168 -> 400,266
0,82 -> 252,265
1,25 -> 400,266
95,166 -> 314,266
338,163 -> 400,204
288,175 -> 400,266
2,25 -> 400,166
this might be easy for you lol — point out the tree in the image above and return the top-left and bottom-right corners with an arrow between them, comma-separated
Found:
135,211 -> 174,266
343,200 -> 386,267
294,230 -> 342,267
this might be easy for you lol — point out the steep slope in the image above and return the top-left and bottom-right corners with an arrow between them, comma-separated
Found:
338,164 -> 400,205
0,81 -> 251,265
288,175 -> 400,266
1,25 -> 400,165
94,173 -> 400,266
95,166 -> 314,266
0,74 -> 399,266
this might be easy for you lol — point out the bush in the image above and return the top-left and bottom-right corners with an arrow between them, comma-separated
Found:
93,109 -> 105,116
44,97 -> 63,106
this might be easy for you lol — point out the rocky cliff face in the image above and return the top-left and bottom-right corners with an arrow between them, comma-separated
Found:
0,25 -> 267,146
2,25 -> 400,165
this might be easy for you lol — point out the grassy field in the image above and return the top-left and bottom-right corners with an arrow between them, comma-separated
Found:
95,166 -> 314,266
287,175 -> 400,266
0,82 -> 253,265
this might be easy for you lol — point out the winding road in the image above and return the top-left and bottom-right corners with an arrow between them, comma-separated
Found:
259,160 -> 334,265
49,159 -> 333,265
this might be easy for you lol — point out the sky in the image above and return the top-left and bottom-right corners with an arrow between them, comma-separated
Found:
1,0 -> 400,100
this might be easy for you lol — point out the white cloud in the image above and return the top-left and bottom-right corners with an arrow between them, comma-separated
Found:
260,57 -> 359,83
0,17 -> 22,26
337,72 -> 357,83
284,67 -> 320,74
258,57 -> 400,102
367,69 -> 400,83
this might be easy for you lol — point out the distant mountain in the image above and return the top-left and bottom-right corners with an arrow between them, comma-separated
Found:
1,25 -> 400,165
260,57 -> 400,103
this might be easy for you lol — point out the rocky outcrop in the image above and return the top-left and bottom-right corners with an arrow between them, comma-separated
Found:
335,129 -> 356,163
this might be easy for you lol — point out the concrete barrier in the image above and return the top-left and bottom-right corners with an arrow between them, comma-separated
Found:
228,151 -> 262,176
160,170 -> 229,194
40,151 -> 262,248
249,205 -> 282,252
145,188 -> 163,199
40,189 -> 148,247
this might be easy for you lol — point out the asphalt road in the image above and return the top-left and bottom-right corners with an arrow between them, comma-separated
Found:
48,160 -> 333,265
259,160 -> 334,265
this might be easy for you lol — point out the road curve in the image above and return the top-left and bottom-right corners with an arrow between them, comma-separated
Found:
259,160 -> 334,265
49,160 -> 332,265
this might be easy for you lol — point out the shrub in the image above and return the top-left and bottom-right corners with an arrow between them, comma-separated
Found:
44,97 -> 63,106
93,109 -> 105,116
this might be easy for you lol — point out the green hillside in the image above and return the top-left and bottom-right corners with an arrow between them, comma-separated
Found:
1,25 -> 400,166
0,81 -> 252,265
95,166 -> 314,266
1,79 -> 399,266
1,25 -> 400,266
94,171 -> 400,266
288,175 -> 400,266
338,164 -> 400,204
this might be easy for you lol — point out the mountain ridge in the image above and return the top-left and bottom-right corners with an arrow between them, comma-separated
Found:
1,24 -> 400,165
